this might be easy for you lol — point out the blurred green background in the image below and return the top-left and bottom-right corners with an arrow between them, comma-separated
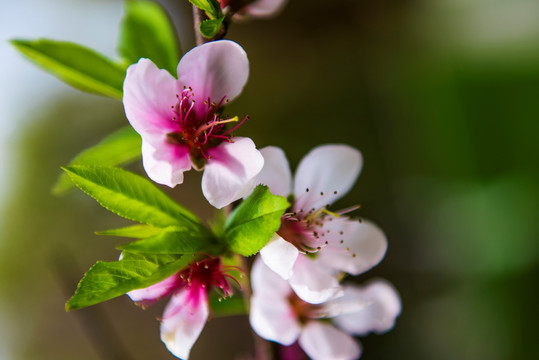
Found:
1,0 -> 538,359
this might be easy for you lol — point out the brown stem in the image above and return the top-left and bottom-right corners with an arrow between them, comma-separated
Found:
237,255 -> 275,360
192,5 -> 205,46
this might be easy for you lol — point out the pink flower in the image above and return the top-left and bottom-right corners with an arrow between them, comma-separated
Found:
253,145 -> 388,303
249,258 -> 401,360
123,40 -> 264,209
127,257 -> 240,360
218,0 -> 288,18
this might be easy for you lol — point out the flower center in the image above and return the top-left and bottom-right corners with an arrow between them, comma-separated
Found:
288,291 -> 323,323
167,87 -> 248,169
178,257 -> 241,299
278,208 -> 336,253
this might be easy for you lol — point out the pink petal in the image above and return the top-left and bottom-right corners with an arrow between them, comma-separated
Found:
127,274 -> 178,306
123,58 -> 179,137
289,256 -> 342,304
177,40 -> 249,115
318,219 -> 388,275
293,144 -> 362,213
160,286 -> 209,360
250,294 -> 301,345
249,257 -> 301,345
260,234 -> 299,280
242,0 -> 289,18
299,321 -> 361,360
202,137 -> 264,209
251,256 -> 292,298
141,140 -> 192,188
333,280 -> 401,336
254,146 -> 293,197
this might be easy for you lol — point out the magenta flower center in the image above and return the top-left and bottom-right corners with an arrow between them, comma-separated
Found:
167,87 -> 248,168
178,257 -> 241,298
278,209 -> 334,253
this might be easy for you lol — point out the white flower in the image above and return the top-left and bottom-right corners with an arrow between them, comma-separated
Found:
249,258 -> 401,360
253,145 -> 388,303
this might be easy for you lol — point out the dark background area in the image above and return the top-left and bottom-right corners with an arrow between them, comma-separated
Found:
1,0 -> 538,359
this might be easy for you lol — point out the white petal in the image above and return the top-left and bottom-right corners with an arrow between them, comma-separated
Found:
318,219 -> 388,275
333,280 -> 401,336
177,40 -> 249,115
123,58 -> 179,137
289,256 -> 342,304
299,321 -> 361,360
160,287 -> 209,360
127,273 -> 178,305
253,146 -> 292,197
260,234 -> 299,280
249,294 -> 301,345
242,0 -> 289,18
141,140 -> 192,188
251,256 -> 292,298
202,137 -> 264,208
293,144 -> 362,212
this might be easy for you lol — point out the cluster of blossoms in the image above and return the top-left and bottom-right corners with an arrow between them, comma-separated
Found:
123,37 -> 400,359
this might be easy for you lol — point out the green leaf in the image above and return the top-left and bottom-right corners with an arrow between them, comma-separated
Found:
118,226 -> 220,254
188,0 -> 222,19
199,16 -> 225,39
119,0 -> 181,75
11,39 -> 125,99
63,165 -> 201,228
96,224 -> 162,238
66,252 -> 194,310
224,185 -> 289,256
208,291 -> 247,317
52,126 -> 142,195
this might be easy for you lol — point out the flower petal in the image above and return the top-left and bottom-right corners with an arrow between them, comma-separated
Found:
177,40 -> 249,114
249,257 -> 301,345
123,58 -> 179,137
250,294 -> 301,345
293,144 -> 362,212
160,286 -> 209,360
289,256 -> 342,304
253,146 -> 292,197
251,256 -> 292,298
141,140 -> 192,187
242,0 -> 289,18
260,234 -> 299,280
318,219 -> 387,275
299,321 -> 361,360
333,280 -> 401,336
127,273 -> 178,307
202,137 -> 264,208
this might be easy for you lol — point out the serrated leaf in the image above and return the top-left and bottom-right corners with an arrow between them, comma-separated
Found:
119,0 -> 181,75
118,226 -> 219,254
208,291 -> 246,317
224,185 -> 289,256
66,252 -> 195,310
188,0 -> 222,19
11,39 -> 125,99
53,126 -> 142,195
63,165 -> 201,228
96,224 -> 162,238
200,16 -> 225,39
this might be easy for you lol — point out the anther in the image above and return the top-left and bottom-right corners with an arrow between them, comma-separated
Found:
334,191 -> 338,195
340,240 -> 344,244
320,192 -> 324,196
